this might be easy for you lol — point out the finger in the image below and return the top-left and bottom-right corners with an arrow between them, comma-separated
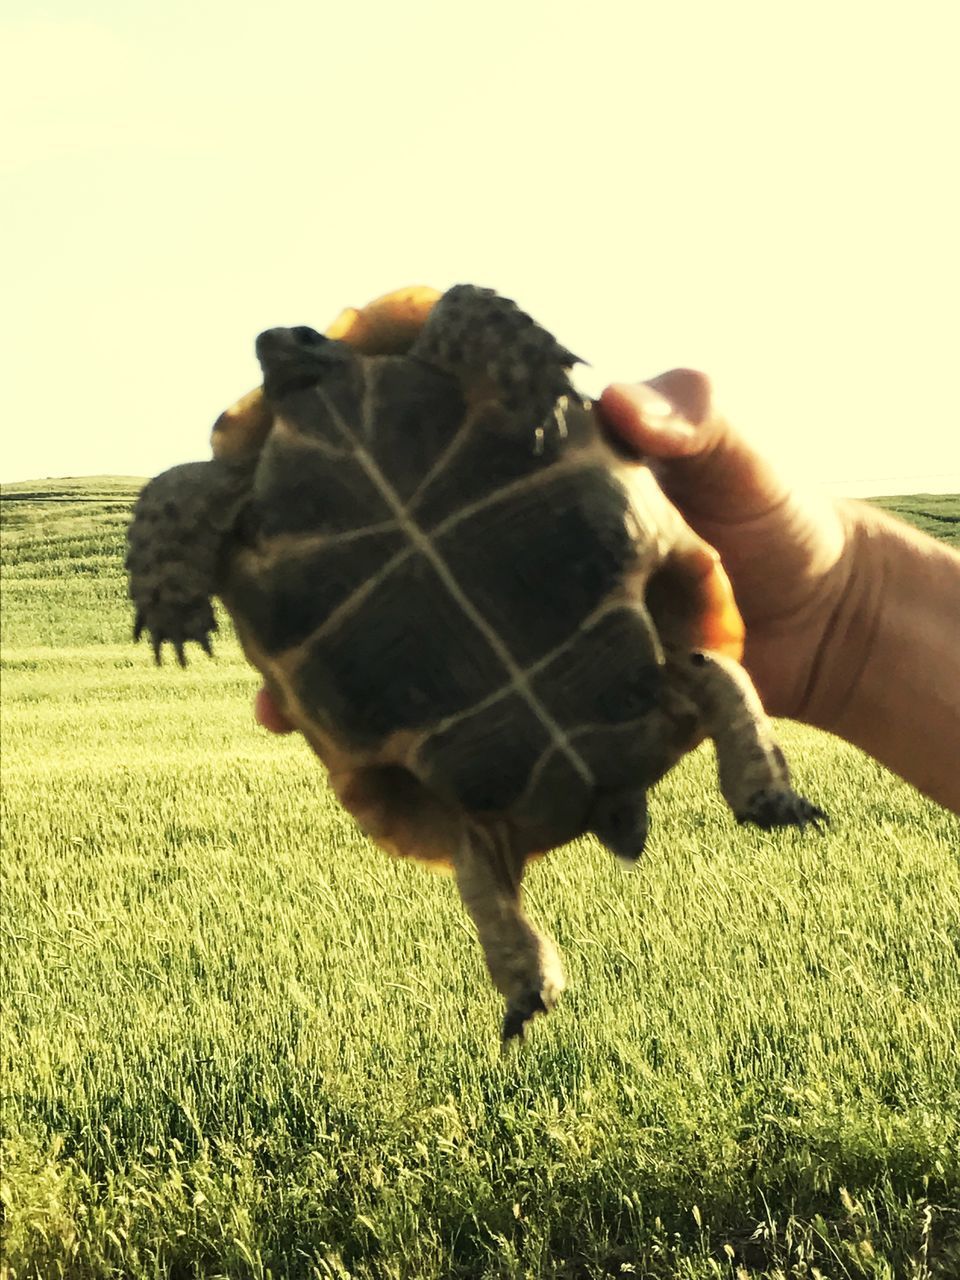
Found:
601,370 -> 789,523
255,685 -> 295,734
598,380 -> 702,458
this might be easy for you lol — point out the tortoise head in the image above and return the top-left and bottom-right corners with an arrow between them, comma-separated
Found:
210,286 -> 442,463
255,325 -> 356,401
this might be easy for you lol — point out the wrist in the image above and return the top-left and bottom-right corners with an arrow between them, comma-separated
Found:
797,499 -> 884,734
801,500 -> 960,810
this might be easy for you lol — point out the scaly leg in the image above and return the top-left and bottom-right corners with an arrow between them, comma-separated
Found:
453,821 -> 565,1043
673,650 -> 827,828
409,284 -> 581,425
126,459 -> 253,664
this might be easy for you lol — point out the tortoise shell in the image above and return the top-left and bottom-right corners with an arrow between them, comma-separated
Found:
127,285 -> 824,1041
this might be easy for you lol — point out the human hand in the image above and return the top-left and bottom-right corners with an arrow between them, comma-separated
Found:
598,372 -> 854,722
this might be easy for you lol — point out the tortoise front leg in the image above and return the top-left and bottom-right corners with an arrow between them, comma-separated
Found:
409,284 -> 580,430
453,821 -> 565,1044
673,650 -> 827,829
126,459 -> 253,665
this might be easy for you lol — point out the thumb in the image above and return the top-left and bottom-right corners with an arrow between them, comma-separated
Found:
599,370 -> 789,523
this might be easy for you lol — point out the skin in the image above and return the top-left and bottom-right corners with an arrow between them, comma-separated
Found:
256,368 -> 960,816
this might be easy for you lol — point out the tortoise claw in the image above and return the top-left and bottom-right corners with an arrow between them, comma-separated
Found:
501,990 -> 549,1046
134,607 -> 215,668
141,630 -> 212,666
738,789 -> 829,832
499,956 -> 564,1047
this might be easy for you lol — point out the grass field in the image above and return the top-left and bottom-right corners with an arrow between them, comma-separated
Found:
2,478 -> 959,1279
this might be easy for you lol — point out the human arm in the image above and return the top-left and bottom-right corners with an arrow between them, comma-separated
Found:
801,497 -> 960,809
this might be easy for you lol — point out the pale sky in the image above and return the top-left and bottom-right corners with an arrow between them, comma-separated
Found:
3,0 -> 958,495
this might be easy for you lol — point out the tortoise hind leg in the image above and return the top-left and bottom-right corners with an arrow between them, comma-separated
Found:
409,284 -> 581,428
453,820 -> 565,1045
675,650 -> 828,829
126,459 -> 252,665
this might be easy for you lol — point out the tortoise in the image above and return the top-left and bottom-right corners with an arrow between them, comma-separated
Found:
126,283 -> 825,1042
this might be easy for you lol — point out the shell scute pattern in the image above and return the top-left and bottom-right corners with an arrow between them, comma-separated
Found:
529,605 -> 664,729
227,527 -> 407,658
293,554 -> 517,742
253,435 -> 393,538
361,358 -> 469,502
409,400 -> 583,528
418,692 -> 553,813
430,463 -> 636,668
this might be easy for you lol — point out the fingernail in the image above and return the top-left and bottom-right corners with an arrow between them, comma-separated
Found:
611,383 -> 698,440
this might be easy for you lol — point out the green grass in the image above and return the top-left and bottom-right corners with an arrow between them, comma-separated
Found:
870,494 -> 960,548
2,479 -> 959,1279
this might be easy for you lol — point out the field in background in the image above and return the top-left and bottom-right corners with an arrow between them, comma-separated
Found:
868,494 -> 959,547
2,479 -> 959,1279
